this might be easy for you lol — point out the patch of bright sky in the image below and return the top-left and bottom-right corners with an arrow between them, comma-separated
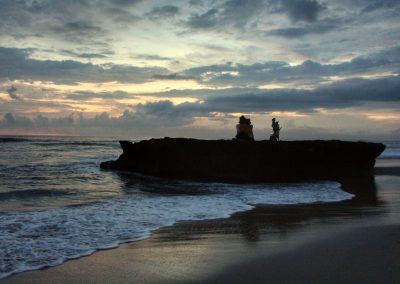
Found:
26,79 -> 207,94
322,72 -> 398,83
367,114 -> 400,121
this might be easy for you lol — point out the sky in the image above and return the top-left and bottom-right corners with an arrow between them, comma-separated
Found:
0,0 -> 399,140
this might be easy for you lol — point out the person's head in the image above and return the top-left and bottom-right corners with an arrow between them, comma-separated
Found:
272,118 -> 276,121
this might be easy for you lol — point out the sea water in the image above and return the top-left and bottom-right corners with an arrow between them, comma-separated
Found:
1,136 -> 394,278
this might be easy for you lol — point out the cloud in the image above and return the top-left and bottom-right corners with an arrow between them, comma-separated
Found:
104,7 -> 140,23
266,7 -> 347,39
2,113 -> 33,127
267,22 -> 337,38
64,91 -> 136,101
202,76 -> 400,113
185,0 -> 325,32
111,0 -> 144,6
133,54 -> 172,61
181,46 -> 400,86
54,21 -> 103,33
275,0 -> 325,23
113,76 -> 400,117
74,76 -> 400,121
151,73 -> 196,80
0,0 -> 143,42
0,112 -> 77,129
1,77 -> 399,139
60,49 -> 110,59
50,20 -> 107,43
1,76 -> 399,139
185,0 -> 269,30
0,103 -> 197,136
7,85 -> 22,101
186,8 -> 220,29
361,0 -> 399,13
0,47 -> 168,84
1,45 -> 398,87
146,5 -> 180,19
134,100 -> 201,125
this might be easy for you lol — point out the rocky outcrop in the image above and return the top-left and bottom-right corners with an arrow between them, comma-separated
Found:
100,138 -> 385,183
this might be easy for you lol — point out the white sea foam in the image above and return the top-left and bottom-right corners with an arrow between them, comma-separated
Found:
0,181 -> 352,279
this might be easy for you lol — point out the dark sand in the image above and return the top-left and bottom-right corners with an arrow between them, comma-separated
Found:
3,161 -> 400,283
205,224 -> 400,284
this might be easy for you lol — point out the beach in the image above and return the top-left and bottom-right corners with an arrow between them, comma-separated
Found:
3,160 -> 400,283
2,0 -> 399,282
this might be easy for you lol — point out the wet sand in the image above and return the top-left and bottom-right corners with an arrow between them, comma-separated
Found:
205,224 -> 400,284
3,161 -> 400,283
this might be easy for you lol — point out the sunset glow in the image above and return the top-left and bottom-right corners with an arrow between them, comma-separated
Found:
0,1 -> 399,139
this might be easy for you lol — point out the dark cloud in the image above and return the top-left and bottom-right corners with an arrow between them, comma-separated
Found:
200,44 -> 232,52
120,76 -> 400,117
50,20 -> 107,43
111,0 -> 144,6
58,21 -> 102,33
181,46 -> 400,86
0,103 -> 195,135
0,0 -> 142,42
134,100 -> 201,125
0,1 -> 35,37
70,76 -> 400,122
2,76 -> 398,138
186,8 -> 220,29
266,13 -> 346,39
185,0 -> 325,32
0,112 -> 75,129
151,73 -> 196,80
0,47 -> 168,84
7,86 -> 22,101
185,0 -> 264,30
77,53 -> 108,59
275,0 -> 325,23
104,7 -> 140,23
203,76 -> 400,113
267,22 -> 337,38
4,113 -> 16,125
219,0 -> 265,28
1,45 -> 398,87
362,0 -> 399,13
146,5 -> 180,18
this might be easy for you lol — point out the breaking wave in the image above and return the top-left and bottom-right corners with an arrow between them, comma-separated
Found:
0,180 -> 352,279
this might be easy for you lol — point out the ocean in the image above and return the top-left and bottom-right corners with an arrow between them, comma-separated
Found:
0,136 -> 397,279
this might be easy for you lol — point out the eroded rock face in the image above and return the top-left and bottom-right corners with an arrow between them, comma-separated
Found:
101,138 -> 385,183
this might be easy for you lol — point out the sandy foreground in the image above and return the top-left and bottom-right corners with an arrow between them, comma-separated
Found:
2,223 -> 399,284
2,164 -> 400,284
205,224 -> 400,284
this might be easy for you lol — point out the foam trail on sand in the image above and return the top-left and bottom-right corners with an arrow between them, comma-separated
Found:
0,181 -> 352,279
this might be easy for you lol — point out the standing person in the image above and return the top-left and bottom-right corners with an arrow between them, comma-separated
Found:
271,118 -> 281,141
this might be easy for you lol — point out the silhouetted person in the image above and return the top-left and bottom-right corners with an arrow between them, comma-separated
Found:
236,115 -> 254,140
239,115 -> 251,125
270,117 -> 281,141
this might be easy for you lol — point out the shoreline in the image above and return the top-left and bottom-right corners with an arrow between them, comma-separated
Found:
2,165 -> 400,283
3,215 -> 399,283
